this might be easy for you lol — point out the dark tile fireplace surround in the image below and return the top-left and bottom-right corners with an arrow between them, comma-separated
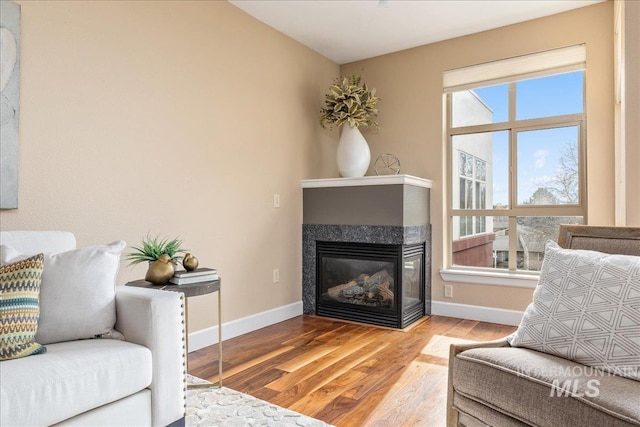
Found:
302,175 -> 432,329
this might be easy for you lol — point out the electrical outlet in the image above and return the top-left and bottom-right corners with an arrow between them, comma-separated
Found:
273,194 -> 280,208
444,284 -> 453,298
273,269 -> 280,283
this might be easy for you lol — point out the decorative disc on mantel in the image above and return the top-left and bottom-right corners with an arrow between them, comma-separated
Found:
374,154 -> 400,175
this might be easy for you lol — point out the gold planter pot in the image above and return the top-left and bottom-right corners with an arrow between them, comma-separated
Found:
145,254 -> 174,285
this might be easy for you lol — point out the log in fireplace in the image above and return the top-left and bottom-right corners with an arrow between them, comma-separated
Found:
316,241 -> 425,328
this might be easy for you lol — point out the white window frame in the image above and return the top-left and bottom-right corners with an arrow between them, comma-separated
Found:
441,46 -> 588,286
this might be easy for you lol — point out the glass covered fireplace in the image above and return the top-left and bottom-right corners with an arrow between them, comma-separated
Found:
316,241 -> 425,328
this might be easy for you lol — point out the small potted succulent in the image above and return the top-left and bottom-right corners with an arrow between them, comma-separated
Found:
124,233 -> 186,265
125,233 -> 186,285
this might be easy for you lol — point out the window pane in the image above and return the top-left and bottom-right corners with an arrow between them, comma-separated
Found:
475,158 -> 486,181
516,126 -> 579,205
452,216 -> 505,269
476,182 -> 486,209
459,215 -> 471,237
452,84 -> 508,127
465,180 -> 473,209
491,216 -> 509,270
516,216 -> 584,271
516,71 -> 584,120
452,131 -> 509,209
463,153 -> 473,177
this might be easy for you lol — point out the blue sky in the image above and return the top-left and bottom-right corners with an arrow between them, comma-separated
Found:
473,71 -> 583,206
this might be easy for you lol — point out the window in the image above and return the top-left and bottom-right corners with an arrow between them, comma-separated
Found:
444,46 -> 586,275
458,152 -> 486,237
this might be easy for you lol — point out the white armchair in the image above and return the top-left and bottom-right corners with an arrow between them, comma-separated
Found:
0,231 -> 186,426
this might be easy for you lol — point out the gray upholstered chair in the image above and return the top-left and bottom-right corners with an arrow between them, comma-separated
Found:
447,225 -> 640,427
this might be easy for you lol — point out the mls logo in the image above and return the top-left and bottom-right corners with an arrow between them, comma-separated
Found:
550,379 -> 600,397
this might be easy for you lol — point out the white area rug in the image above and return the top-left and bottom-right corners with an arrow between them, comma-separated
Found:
186,375 -> 333,427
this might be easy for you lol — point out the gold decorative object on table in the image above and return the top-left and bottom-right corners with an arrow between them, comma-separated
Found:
145,254 -> 175,285
182,253 -> 199,271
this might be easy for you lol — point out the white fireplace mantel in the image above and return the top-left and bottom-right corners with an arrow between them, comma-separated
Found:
301,174 -> 432,189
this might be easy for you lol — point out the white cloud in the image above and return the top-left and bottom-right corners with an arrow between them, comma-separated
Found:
533,150 -> 549,169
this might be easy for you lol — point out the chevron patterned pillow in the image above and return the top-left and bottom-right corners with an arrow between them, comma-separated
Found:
0,254 -> 47,360
508,241 -> 640,381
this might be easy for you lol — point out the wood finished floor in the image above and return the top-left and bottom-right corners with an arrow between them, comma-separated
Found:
188,315 -> 516,427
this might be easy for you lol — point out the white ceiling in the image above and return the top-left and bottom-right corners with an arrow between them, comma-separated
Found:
229,0 -> 603,64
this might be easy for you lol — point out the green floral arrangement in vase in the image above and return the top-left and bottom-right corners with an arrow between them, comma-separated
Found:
319,74 -> 380,130
320,74 -> 381,178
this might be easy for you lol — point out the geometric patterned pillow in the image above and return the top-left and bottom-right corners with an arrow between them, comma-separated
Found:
0,254 -> 47,361
508,241 -> 640,381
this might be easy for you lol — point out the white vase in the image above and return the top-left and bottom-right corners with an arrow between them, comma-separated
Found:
337,125 -> 371,177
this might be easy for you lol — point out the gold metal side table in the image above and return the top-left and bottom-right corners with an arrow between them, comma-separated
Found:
125,278 -> 222,390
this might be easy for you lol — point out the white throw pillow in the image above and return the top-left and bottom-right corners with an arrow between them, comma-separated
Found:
0,241 -> 126,345
508,241 -> 640,381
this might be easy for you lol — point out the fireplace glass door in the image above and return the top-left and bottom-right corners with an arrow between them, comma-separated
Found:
402,245 -> 424,325
320,256 -> 396,309
316,241 -> 425,328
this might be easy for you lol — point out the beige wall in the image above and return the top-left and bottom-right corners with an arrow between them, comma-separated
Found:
0,1 -> 338,333
342,3 -> 615,310
1,0 -> 624,326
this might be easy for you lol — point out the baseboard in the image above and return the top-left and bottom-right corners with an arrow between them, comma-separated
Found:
188,300 -> 520,351
431,301 -> 524,326
187,301 -> 303,352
